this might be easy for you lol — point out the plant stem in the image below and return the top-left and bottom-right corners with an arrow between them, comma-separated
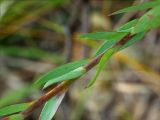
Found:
21,80 -> 74,118
2,34 -> 132,119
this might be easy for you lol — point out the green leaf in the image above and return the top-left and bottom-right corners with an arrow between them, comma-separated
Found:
81,32 -> 127,41
120,32 -> 146,50
95,19 -> 143,56
116,19 -> 138,32
132,6 -> 160,34
40,93 -> 65,120
86,32 -> 145,87
0,103 -> 30,116
81,19 -> 140,56
43,66 -> 86,89
95,32 -> 128,56
111,1 -> 160,15
87,48 -> 118,87
34,59 -> 88,87
9,114 -> 24,120
7,114 -> 24,120
87,32 -> 145,88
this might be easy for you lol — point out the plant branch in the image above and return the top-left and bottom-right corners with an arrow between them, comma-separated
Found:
2,34 -> 133,119
21,80 -> 74,118
23,34 -> 132,118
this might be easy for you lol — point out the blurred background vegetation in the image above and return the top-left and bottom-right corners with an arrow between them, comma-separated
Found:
0,0 -> 160,120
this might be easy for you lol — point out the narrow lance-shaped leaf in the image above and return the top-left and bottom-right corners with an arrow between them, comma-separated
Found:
81,32 -> 127,41
81,19 -> 138,41
4,114 -> 24,120
43,66 -> 86,89
132,6 -> 160,34
95,32 -> 128,56
86,48 -> 118,88
111,1 -> 160,15
81,19 -> 140,57
87,32 -> 145,87
34,59 -> 88,87
40,93 -> 65,120
116,19 -> 138,32
95,19 -> 142,56
0,103 -> 30,117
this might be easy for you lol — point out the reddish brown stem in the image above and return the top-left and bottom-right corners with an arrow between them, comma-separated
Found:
3,34 -> 133,119
21,80 -> 74,118
84,53 -> 104,71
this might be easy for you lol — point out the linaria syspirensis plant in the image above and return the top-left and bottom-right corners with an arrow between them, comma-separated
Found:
1,1 -> 160,120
